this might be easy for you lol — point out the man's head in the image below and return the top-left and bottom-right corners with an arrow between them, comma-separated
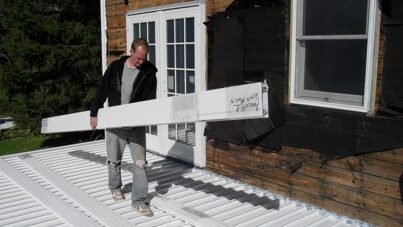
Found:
129,38 -> 149,68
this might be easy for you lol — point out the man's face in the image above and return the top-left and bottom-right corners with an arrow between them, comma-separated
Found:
130,46 -> 148,68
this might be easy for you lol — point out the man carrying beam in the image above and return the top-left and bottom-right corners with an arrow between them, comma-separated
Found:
89,38 -> 157,215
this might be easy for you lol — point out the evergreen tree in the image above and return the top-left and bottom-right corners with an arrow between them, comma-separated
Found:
0,0 -> 101,133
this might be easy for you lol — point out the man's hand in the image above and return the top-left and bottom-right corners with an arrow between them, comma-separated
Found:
90,117 -> 98,129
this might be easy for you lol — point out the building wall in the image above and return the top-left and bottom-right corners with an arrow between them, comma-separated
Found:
105,0 -> 233,63
105,0 -> 403,225
206,140 -> 403,226
204,1 -> 403,226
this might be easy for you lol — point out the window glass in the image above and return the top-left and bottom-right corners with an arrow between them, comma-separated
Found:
150,125 -> 157,135
167,20 -> 174,43
148,45 -> 156,65
133,24 -> 140,39
292,0 -> 374,108
168,124 -> 176,140
186,18 -> 194,42
303,40 -> 367,95
177,123 -> 186,143
140,22 -> 147,40
186,44 -> 195,69
303,0 -> 368,35
186,71 -> 195,93
186,123 -> 195,146
176,45 -> 184,68
167,45 -> 175,68
176,70 -> 185,94
148,22 -> 155,43
176,19 -> 184,42
167,70 -> 175,93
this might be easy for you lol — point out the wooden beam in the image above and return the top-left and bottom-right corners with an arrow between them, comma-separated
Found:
41,82 -> 268,133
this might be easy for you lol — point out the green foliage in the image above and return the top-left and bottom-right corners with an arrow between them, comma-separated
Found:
0,0 -> 101,133
0,130 -> 105,156
0,127 -> 105,156
0,135 -> 47,156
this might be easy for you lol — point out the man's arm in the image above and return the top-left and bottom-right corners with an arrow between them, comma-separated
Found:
89,63 -> 113,128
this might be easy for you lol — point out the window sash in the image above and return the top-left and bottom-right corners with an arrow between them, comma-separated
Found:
290,0 -> 377,112
297,35 -> 367,40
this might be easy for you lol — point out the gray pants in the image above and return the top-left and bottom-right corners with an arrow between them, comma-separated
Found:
105,128 -> 147,203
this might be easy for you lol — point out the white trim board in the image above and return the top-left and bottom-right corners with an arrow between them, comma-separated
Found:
41,82 -> 269,134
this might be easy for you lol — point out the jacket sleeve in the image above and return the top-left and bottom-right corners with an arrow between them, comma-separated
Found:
90,64 -> 112,117
142,74 -> 157,101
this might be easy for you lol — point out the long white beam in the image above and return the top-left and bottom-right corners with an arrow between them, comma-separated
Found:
41,82 -> 269,134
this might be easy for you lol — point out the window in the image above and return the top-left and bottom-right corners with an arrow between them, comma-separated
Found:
290,0 -> 378,112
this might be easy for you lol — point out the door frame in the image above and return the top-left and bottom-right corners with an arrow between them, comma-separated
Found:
125,1 -> 206,167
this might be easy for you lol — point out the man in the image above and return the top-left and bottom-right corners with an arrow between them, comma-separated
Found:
89,38 -> 157,215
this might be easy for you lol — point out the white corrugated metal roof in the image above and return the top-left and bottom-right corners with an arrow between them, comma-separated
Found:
0,140 -> 369,227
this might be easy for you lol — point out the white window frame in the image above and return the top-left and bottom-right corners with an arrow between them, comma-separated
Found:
289,0 -> 379,112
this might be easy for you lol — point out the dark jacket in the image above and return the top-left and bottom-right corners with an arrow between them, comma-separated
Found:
90,56 -> 158,117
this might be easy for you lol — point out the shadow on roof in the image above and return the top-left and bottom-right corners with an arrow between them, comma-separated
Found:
69,149 -> 280,211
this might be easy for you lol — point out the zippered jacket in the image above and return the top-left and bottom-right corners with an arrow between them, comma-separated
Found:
90,56 -> 158,117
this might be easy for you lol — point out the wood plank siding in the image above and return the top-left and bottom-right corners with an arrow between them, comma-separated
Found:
207,140 -> 403,226
105,0 -> 233,62
105,0 -> 403,226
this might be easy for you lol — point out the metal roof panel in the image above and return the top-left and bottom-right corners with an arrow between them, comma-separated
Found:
0,140 -> 370,227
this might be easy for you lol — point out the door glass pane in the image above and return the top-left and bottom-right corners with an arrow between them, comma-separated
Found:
167,70 -> 175,93
186,44 -> 194,69
176,45 -> 184,68
146,126 -> 157,135
176,70 -> 185,94
303,0 -> 368,35
177,123 -> 186,143
186,18 -> 194,42
303,40 -> 367,95
186,123 -> 195,146
167,20 -> 174,43
140,22 -> 147,39
186,71 -> 195,94
168,124 -> 176,140
167,45 -> 175,68
176,19 -> 184,42
149,46 -> 156,65
175,123 -> 196,146
150,125 -> 157,135
149,22 -> 155,43
134,24 -> 140,39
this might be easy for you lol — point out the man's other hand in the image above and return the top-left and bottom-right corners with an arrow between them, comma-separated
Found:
90,117 -> 98,129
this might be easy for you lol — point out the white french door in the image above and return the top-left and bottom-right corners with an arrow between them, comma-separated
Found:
126,2 -> 206,167
127,12 -> 161,152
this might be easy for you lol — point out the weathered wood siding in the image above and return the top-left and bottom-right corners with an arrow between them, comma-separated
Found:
206,139 -> 403,226
204,2 -> 403,225
105,0 -> 232,62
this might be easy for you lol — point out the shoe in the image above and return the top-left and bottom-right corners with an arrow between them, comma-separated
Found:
132,201 -> 151,215
112,190 -> 125,201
